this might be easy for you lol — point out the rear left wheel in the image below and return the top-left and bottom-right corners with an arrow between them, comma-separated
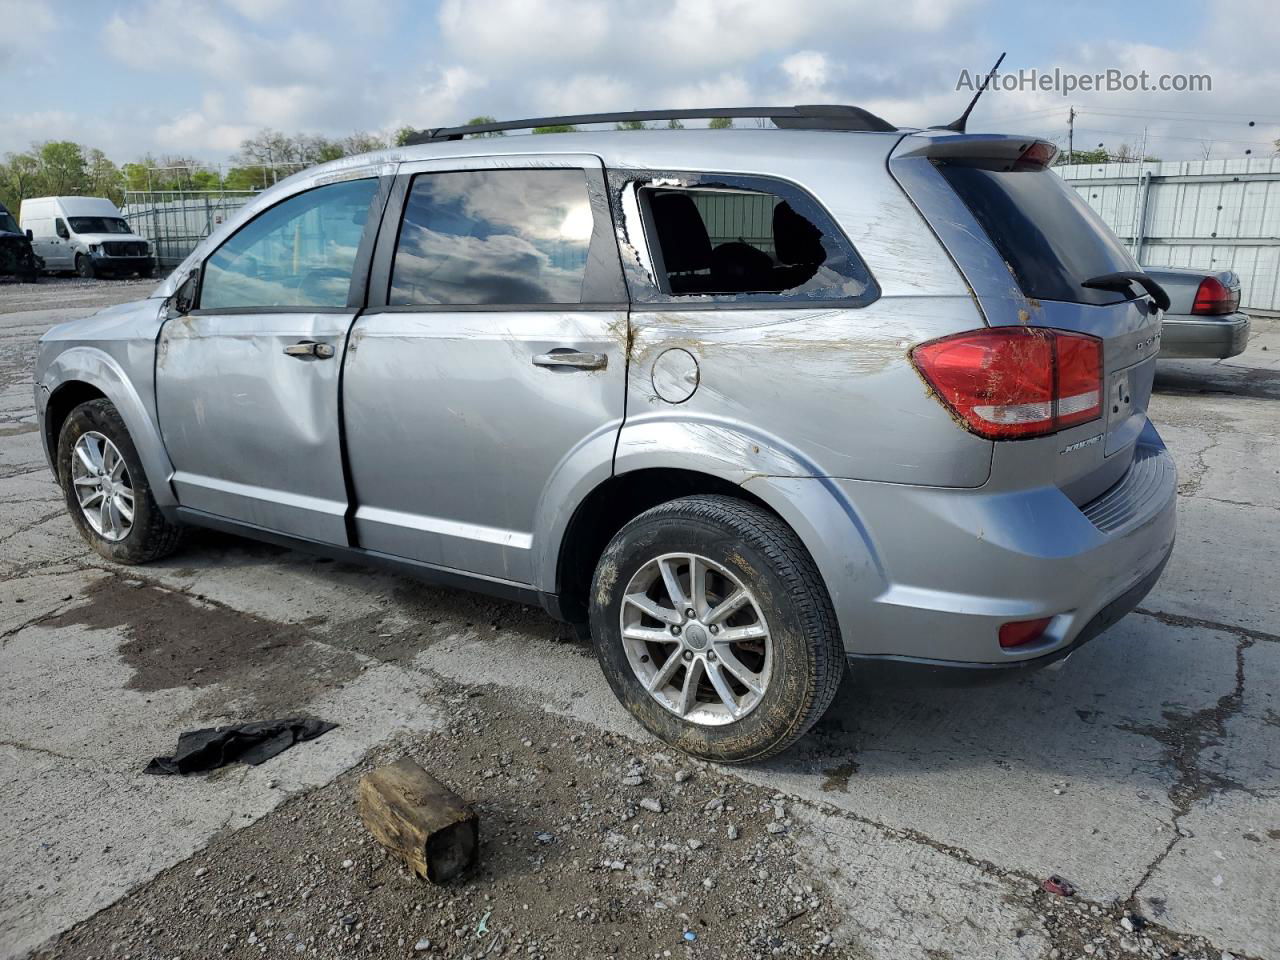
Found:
589,495 -> 844,762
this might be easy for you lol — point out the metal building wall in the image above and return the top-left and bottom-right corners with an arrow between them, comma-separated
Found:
1056,158 -> 1280,314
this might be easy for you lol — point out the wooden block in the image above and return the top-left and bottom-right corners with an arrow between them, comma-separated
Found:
357,758 -> 478,883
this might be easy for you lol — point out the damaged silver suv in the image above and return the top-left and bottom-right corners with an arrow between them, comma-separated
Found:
35,106 -> 1176,761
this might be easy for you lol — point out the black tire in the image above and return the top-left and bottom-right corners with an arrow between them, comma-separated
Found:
589,495 -> 844,763
57,399 -> 183,564
75,254 -> 95,279
140,265 -> 155,279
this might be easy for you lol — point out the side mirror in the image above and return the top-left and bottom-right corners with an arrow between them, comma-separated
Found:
25,229 -> 33,241
56,224 -> 69,240
170,268 -> 200,316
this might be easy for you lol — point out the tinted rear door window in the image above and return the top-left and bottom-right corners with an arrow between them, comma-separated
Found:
390,169 -> 594,305
937,164 -> 1138,306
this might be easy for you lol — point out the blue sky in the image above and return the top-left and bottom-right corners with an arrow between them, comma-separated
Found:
2,0 -> 1276,166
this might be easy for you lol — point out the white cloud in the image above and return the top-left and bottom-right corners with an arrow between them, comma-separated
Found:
0,0 -> 58,72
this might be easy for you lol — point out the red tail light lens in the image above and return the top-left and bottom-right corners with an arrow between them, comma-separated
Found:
999,617 -> 1053,649
910,328 -> 1103,440
1191,276 -> 1238,315
1015,141 -> 1058,169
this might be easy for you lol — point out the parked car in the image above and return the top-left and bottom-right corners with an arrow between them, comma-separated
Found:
19,196 -> 154,279
34,108 -> 1177,761
1140,265 -> 1250,359
0,202 -> 40,282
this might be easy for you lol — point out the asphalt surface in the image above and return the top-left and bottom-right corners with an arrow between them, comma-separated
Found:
0,277 -> 1277,960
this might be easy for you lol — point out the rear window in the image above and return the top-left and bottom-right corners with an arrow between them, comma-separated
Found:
936,163 -> 1138,306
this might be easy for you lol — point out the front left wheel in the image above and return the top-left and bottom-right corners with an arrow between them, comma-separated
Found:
57,399 -> 183,564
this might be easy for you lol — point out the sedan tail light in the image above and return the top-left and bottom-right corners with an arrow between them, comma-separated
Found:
910,328 -> 1103,440
1191,276 -> 1239,315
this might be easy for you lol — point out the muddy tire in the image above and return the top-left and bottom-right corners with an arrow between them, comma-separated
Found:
57,399 -> 183,564
75,254 -> 95,279
589,495 -> 844,763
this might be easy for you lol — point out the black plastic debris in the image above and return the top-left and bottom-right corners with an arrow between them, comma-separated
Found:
144,718 -> 338,775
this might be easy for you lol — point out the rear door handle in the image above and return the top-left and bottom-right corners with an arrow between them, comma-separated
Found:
532,351 -> 607,370
284,340 -> 335,360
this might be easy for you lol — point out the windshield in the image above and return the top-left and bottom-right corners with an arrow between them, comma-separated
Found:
67,217 -> 132,235
0,211 -> 20,234
936,162 -> 1139,306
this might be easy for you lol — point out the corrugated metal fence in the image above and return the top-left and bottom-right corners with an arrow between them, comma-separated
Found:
1056,158 -> 1280,315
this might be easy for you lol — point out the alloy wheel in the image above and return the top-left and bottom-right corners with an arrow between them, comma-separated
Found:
619,552 -> 773,726
71,431 -> 135,541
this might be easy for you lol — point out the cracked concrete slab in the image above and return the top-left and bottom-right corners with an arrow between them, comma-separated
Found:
0,607 -> 444,960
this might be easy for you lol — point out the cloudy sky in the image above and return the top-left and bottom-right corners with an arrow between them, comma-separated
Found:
2,0 -> 1277,166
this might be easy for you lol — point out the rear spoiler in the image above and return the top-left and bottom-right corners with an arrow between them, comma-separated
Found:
892,134 -> 1058,168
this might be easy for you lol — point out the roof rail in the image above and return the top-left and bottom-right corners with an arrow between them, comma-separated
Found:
404,105 -> 897,144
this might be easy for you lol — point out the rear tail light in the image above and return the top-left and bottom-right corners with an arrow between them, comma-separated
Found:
999,617 -> 1053,649
1015,141 -> 1057,170
1191,276 -> 1239,315
910,328 -> 1103,440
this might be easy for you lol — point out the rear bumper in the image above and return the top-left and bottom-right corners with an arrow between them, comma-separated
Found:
1159,312 -> 1250,359
743,423 -> 1177,674
847,545 -> 1170,685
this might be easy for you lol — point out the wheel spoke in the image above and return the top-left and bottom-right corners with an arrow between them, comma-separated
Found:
715,623 -> 768,643
690,555 -> 709,617
99,498 -> 114,537
80,488 -> 104,508
622,624 -> 679,644
705,588 -> 750,625
713,643 -> 766,695
72,475 -> 99,488
658,557 -> 688,610
647,649 -> 684,693
75,442 -> 100,474
624,592 -> 681,626
705,661 -> 742,717
110,457 -> 127,482
675,657 -> 703,716
114,494 -> 134,523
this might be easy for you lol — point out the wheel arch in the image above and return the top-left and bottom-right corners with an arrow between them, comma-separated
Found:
549,466 -> 778,624
39,347 -> 177,508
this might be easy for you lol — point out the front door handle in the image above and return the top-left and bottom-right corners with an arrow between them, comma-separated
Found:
532,351 -> 607,370
284,340 -> 335,360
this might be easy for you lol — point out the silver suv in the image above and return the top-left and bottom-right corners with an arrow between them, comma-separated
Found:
34,107 -> 1177,762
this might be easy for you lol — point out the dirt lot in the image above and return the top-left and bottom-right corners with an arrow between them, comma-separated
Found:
1,277 -> 1277,960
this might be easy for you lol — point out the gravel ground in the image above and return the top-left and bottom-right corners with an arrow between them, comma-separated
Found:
31,685 -> 1234,960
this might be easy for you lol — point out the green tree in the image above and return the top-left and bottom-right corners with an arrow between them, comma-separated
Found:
37,141 -> 88,195
532,124 -> 577,134
615,120 -> 648,131
708,117 -> 733,129
393,126 -> 417,147
0,151 -> 42,211
85,149 -> 123,203
666,118 -> 684,129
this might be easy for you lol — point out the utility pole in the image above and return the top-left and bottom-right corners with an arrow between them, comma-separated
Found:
1067,106 -> 1075,165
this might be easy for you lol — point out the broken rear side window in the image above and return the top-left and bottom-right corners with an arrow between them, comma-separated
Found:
636,176 -> 875,304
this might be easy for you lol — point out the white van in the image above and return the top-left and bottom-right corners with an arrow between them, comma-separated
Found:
19,196 -> 154,278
